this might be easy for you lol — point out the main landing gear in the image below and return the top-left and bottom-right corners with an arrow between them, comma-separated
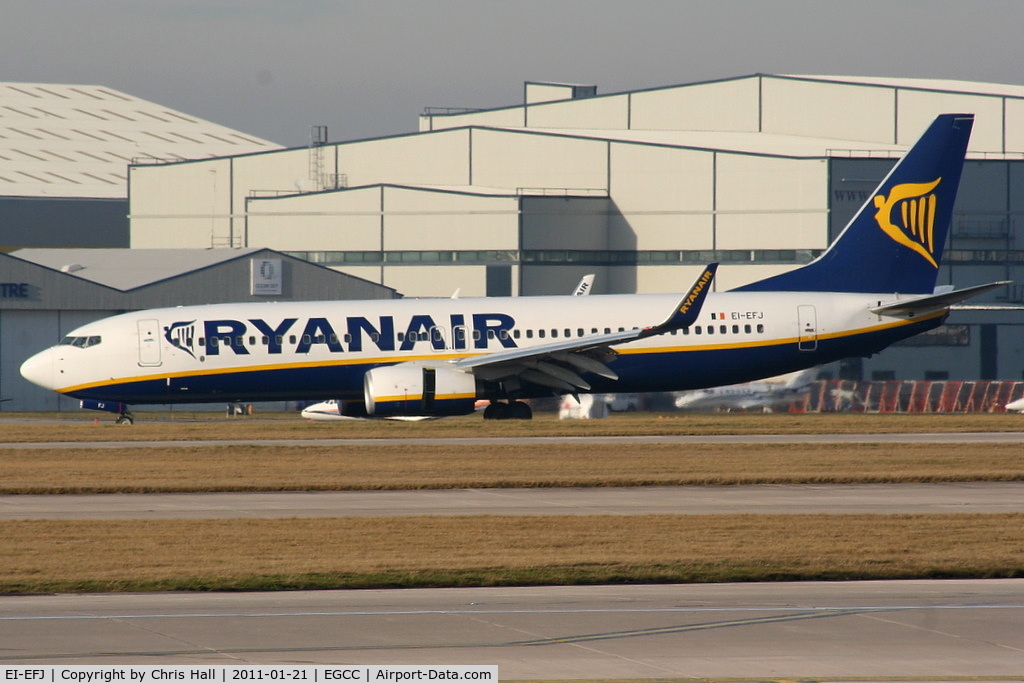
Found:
483,400 -> 533,420
114,410 -> 135,425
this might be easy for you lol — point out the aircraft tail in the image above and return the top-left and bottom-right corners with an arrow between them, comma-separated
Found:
736,113 -> 974,294
782,368 -> 818,389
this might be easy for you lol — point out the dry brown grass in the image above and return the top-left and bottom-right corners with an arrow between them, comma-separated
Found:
1,442 -> 1022,493
2,410 -> 1023,442
4,411 -> 1022,593
2,514 -> 1021,593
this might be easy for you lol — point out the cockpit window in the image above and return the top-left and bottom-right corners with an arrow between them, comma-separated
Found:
59,335 -> 102,348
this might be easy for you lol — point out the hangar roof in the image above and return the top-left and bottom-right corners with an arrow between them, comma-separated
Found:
524,128 -> 906,158
790,74 -> 1024,98
12,247 -> 271,290
0,82 -> 280,199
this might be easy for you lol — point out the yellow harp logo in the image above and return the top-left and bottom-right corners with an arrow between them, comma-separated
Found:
872,178 -> 941,268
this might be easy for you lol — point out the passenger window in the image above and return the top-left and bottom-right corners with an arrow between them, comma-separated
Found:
732,325 -> 739,334
744,325 -> 751,334
538,329 -> 545,339
757,324 -> 765,333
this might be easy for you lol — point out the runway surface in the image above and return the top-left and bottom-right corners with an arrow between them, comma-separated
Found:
2,482 -> 1023,519
3,430 -> 1024,449
2,580 -> 1022,679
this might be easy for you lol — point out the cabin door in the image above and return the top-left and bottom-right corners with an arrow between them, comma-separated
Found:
137,318 -> 162,366
797,305 -> 818,352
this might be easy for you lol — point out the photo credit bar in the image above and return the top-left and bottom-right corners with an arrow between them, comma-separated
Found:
1,668 -> 498,683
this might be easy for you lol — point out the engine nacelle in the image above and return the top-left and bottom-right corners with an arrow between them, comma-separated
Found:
364,365 -> 478,417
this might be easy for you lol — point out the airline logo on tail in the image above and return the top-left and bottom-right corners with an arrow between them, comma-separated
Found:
872,178 -> 942,268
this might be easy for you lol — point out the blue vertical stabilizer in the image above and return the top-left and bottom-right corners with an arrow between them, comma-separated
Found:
735,113 -> 974,294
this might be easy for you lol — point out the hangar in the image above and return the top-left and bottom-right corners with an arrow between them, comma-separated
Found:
0,81 -> 279,249
126,74 -> 1024,383
0,82 -> 395,411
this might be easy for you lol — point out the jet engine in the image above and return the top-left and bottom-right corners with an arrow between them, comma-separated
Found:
364,365 -> 478,417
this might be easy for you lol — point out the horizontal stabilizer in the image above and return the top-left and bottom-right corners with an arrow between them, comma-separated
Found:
870,281 -> 1010,315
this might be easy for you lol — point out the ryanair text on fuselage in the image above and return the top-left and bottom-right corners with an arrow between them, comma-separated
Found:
165,313 -> 518,359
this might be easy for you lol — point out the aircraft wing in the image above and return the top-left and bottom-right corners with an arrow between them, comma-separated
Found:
453,264 -> 717,392
870,281 -> 1010,315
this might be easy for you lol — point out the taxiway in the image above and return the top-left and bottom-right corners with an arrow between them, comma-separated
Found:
2,581 -> 1022,678
2,482 -> 1023,519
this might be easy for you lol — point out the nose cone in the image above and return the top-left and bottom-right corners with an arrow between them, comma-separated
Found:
20,347 -> 58,391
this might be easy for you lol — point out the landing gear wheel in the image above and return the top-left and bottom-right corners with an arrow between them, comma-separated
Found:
508,400 -> 533,420
482,400 -> 533,420
115,411 -> 135,425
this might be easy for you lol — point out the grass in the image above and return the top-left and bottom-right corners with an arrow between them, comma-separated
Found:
2,411 -> 1022,594
2,514 -> 1021,593
1,442 -> 1023,494
1,410 -> 1023,442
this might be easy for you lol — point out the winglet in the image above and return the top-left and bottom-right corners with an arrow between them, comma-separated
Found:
572,274 -> 595,296
642,263 -> 718,337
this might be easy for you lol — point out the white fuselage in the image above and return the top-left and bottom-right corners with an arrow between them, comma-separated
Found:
21,290 -> 941,406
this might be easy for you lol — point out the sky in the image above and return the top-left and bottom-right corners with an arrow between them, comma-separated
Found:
4,0 -> 1024,148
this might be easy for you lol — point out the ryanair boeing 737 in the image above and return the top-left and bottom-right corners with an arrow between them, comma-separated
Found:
21,114 -> 1006,423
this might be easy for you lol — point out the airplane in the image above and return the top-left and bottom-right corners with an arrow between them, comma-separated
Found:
301,398 -> 361,421
20,113 -> 1008,424
301,398 -> 437,421
673,368 -> 818,412
1005,396 -> 1024,412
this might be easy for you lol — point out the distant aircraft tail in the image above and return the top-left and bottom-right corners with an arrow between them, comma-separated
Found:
736,113 -> 974,294
783,368 -> 818,389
